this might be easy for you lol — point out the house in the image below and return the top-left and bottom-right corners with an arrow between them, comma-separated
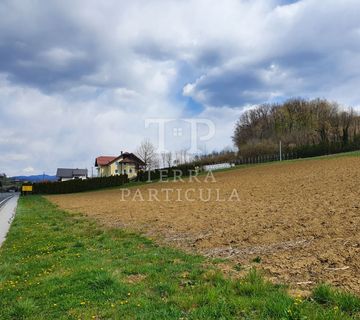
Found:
95,152 -> 145,179
93,156 -> 117,177
56,168 -> 88,181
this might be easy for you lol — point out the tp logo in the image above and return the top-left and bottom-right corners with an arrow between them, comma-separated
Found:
145,118 -> 215,153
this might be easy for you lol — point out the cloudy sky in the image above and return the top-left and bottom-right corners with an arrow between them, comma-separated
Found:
1,0 -> 360,176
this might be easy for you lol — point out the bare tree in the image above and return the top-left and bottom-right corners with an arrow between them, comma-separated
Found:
173,149 -> 187,165
180,149 -> 188,164
159,152 -> 167,168
136,139 -> 158,170
340,108 -> 354,145
160,151 -> 174,168
165,151 -> 173,168
173,151 -> 181,166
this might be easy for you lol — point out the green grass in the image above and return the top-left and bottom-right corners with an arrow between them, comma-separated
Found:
208,149 -> 360,174
0,197 -> 359,319
313,284 -> 360,314
148,150 -> 360,179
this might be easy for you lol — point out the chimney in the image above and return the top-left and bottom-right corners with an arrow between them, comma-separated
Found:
120,151 -> 123,155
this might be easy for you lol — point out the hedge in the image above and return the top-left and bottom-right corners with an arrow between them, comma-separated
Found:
32,175 -> 129,194
234,141 -> 360,165
292,139 -> 360,159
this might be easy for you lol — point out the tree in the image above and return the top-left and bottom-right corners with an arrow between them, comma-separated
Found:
136,139 -> 158,170
160,152 -> 173,168
339,108 -> 354,145
232,98 -> 360,157
160,152 -> 167,168
0,173 -> 6,192
164,152 -> 173,168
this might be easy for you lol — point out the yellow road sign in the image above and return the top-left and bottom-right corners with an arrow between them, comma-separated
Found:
22,185 -> 33,192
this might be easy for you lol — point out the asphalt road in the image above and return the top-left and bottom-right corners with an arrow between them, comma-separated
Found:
0,193 -> 14,207
0,193 -> 19,246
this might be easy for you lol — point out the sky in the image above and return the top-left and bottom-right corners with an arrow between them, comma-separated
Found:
1,0 -> 360,176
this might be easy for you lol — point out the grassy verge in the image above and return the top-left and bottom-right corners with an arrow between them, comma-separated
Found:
0,197 -> 359,319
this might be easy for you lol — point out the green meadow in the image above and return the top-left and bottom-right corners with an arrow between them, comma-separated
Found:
0,196 -> 359,319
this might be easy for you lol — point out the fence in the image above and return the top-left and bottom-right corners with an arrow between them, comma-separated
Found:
234,143 -> 360,166
234,152 -> 297,165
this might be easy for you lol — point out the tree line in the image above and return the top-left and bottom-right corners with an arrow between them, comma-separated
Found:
233,98 -> 360,157
136,98 -> 360,171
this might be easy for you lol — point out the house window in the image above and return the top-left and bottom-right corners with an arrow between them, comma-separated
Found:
115,169 -> 118,174
129,168 -> 132,173
124,169 -> 127,174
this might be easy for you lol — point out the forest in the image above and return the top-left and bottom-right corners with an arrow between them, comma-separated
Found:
232,98 -> 360,158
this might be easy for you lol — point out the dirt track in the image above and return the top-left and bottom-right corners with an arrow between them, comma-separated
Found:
47,155 -> 360,294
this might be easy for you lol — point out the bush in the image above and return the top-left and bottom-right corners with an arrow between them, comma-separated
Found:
32,175 -> 128,194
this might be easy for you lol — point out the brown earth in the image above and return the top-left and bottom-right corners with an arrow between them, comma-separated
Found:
47,155 -> 360,294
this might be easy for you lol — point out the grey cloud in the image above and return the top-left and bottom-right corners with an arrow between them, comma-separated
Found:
1,0 -> 360,175
184,0 -> 360,107
0,1 -> 106,91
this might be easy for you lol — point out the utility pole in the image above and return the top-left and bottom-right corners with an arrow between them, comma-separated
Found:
279,141 -> 282,161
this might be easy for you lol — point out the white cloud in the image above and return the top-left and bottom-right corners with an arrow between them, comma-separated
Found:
23,167 -> 35,174
0,0 -> 360,175
0,75 -> 184,176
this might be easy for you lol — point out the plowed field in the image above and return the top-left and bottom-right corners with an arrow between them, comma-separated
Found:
47,154 -> 360,294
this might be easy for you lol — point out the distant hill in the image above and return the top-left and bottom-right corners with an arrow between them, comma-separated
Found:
11,175 -> 57,182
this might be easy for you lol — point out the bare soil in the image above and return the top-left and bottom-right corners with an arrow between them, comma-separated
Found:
47,156 -> 360,294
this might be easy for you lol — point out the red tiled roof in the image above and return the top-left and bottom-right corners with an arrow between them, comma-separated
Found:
95,156 -> 117,166
95,153 -> 146,167
108,153 -> 146,166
